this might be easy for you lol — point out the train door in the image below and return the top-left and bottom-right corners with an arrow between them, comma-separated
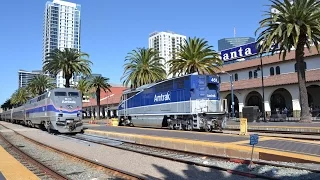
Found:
124,93 -> 128,118
222,99 -> 228,113
45,97 -> 48,118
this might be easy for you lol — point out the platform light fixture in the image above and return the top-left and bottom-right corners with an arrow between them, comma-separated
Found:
221,71 -> 235,119
256,57 -> 266,122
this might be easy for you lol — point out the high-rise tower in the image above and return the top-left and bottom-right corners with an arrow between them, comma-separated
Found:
148,31 -> 186,78
42,0 -> 81,87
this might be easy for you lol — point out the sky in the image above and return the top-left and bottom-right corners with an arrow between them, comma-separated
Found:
0,0 -> 271,105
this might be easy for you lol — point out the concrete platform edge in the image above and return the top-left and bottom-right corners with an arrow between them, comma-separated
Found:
84,129 -> 320,164
226,125 -> 320,133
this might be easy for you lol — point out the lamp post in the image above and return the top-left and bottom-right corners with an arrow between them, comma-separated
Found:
256,57 -> 266,122
222,71 -> 234,119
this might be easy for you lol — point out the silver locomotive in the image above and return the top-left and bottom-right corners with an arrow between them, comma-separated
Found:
0,88 -> 83,134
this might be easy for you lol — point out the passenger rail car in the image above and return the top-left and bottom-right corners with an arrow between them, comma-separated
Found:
0,88 -> 83,134
118,74 -> 228,131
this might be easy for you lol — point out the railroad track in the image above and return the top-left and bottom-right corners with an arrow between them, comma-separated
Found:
0,124 -> 142,180
0,131 -> 68,180
62,133 -> 320,180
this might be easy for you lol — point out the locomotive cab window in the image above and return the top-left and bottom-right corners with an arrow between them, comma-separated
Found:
207,83 -> 218,90
68,92 -> 79,97
55,92 -> 67,96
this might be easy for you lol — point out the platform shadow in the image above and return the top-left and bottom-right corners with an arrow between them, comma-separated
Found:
141,163 -> 320,180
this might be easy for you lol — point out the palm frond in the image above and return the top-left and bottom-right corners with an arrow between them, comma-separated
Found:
167,37 -> 222,76
121,48 -> 166,88
255,0 -> 320,59
43,48 -> 93,87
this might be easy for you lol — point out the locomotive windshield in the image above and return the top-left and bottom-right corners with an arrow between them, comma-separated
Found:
55,92 -> 67,96
68,92 -> 79,97
54,91 -> 79,97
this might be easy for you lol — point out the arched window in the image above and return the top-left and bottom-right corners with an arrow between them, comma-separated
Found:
270,67 -> 274,76
249,71 -> 252,79
254,70 -> 258,78
218,76 -> 221,83
294,62 -> 307,72
276,66 -> 280,75
234,73 -> 238,81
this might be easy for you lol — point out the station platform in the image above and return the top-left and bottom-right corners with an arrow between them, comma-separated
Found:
0,146 -> 39,180
226,121 -> 320,133
85,125 -> 320,164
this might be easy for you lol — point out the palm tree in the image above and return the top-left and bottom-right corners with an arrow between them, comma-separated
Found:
75,78 -> 90,100
121,48 -> 166,88
10,88 -> 29,107
167,37 -> 222,77
43,48 -> 92,88
1,99 -> 13,111
27,75 -> 55,97
255,0 -> 320,122
88,76 -> 112,120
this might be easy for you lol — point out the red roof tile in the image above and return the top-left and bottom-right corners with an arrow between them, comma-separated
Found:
82,86 -> 126,107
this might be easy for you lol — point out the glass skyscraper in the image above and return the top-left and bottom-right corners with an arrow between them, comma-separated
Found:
218,37 -> 255,51
42,0 -> 81,88
18,70 -> 48,88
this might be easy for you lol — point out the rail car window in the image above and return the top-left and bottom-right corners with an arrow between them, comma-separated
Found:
37,95 -> 46,102
144,88 -> 153,94
68,92 -> 79,97
55,92 -> 67,96
127,92 -> 138,99
155,80 -> 173,92
207,83 -> 218,90
175,78 -> 184,89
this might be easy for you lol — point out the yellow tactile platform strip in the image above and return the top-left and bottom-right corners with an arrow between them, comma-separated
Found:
85,129 -> 320,164
226,125 -> 320,133
0,146 -> 39,180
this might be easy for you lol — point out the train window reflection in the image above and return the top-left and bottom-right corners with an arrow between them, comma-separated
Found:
207,83 -> 217,90
68,92 -> 79,97
55,92 -> 67,96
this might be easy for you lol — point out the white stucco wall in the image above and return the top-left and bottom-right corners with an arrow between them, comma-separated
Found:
220,82 -> 320,117
219,55 -> 320,83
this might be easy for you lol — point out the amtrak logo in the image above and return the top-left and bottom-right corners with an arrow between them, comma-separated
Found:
62,97 -> 76,104
207,94 -> 216,98
154,92 -> 171,102
66,105 -> 73,109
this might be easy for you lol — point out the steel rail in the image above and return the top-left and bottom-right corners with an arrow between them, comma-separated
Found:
68,134 -> 283,180
0,124 -> 143,180
0,132 -> 69,180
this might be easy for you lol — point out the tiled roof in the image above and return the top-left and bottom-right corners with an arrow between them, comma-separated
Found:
220,46 -> 320,73
82,86 -> 126,107
220,69 -> 320,91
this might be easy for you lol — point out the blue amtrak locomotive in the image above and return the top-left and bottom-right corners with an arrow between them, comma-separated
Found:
118,73 -> 228,131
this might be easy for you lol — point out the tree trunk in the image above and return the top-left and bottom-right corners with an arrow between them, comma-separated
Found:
65,74 -> 72,88
296,35 -> 311,122
96,88 -> 101,120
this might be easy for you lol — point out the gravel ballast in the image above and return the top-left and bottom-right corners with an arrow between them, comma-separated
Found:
0,122 -> 256,180
74,132 -> 320,180
2,121 -> 320,180
0,127 -> 119,179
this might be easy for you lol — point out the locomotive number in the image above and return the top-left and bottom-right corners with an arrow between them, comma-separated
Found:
211,77 -> 218,83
